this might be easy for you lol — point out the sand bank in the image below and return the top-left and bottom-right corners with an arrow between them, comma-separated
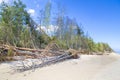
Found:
0,53 -> 120,80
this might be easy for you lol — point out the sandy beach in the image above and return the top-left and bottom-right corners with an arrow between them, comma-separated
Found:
0,53 -> 120,80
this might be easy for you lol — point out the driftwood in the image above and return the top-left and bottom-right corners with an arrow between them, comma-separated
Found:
12,48 -> 80,72
0,45 -> 42,58
15,47 -> 46,52
13,52 -> 74,72
0,44 -> 45,53
1,44 -> 79,72
0,44 -> 79,60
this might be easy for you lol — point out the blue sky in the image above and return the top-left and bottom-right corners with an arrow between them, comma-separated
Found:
55,0 -> 120,51
24,0 -> 120,51
1,0 -> 120,51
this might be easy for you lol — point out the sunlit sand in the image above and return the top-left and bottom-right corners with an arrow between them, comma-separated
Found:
0,53 -> 120,80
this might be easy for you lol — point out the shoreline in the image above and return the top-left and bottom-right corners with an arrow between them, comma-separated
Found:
0,53 -> 120,80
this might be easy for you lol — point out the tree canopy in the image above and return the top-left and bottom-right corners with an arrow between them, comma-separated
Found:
0,0 -> 113,53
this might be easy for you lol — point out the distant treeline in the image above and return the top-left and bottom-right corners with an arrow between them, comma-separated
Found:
0,0 -> 113,53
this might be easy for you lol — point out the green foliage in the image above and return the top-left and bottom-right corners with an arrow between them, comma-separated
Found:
0,0 -> 113,54
7,48 -> 14,56
55,40 -> 68,49
0,0 -> 49,48
86,37 -> 113,53
0,0 -> 28,46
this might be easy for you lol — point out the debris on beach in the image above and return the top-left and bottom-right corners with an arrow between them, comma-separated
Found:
0,43 -> 79,72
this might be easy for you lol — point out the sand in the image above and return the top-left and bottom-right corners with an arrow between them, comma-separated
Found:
0,53 -> 120,80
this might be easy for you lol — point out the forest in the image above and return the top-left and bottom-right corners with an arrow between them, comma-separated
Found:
0,0 -> 113,61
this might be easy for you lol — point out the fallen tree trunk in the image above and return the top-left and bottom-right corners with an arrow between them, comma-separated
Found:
15,47 -> 46,52
0,44 -> 79,70
0,44 -> 47,53
13,52 -> 74,72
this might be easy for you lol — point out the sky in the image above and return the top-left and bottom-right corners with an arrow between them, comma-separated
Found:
58,0 -> 120,52
0,0 -> 120,52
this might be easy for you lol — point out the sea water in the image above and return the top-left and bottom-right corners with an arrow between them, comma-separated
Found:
116,51 -> 120,54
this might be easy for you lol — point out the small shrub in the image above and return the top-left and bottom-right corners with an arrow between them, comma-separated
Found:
7,47 -> 14,57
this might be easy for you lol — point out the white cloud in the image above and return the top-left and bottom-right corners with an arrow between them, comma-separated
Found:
27,9 -> 35,16
0,0 -> 2,3
0,0 -> 9,4
37,25 -> 58,36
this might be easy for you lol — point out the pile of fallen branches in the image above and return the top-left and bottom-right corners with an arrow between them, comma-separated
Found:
0,43 -> 79,71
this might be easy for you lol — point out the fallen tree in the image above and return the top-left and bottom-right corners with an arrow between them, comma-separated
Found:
0,43 -> 80,71
13,51 -> 75,72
